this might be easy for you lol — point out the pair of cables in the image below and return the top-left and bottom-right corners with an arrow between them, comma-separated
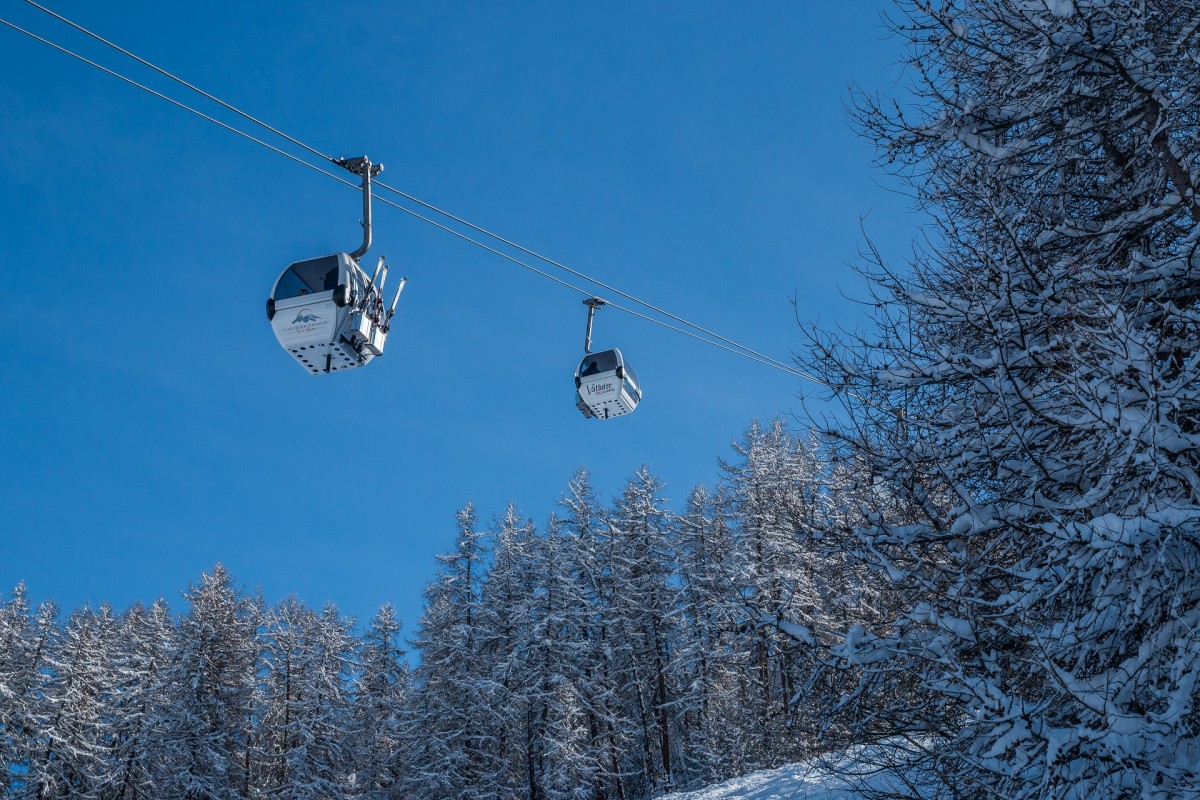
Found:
3,0 -> 834,389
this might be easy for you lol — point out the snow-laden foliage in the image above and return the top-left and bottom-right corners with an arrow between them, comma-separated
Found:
794,1 -> 1200,796
0,568 -> 411,800
394,439 -> 874,800
1,426 -> 867,800
349,604 -> 410,799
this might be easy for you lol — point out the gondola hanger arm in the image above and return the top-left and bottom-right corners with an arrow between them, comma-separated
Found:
335,156 -> 383,261
583,297 -> 606,355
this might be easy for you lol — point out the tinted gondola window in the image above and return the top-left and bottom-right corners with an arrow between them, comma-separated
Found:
579,350 -> 619,377
275,255 -> 340,300
624,362 -> 640,388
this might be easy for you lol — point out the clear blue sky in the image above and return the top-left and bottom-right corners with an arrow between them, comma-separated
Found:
0,0 -> 915,634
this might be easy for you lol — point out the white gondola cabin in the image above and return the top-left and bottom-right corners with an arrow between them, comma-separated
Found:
574,297 -> 642,419
265,156 -> 405,374
266,253 -> 390,374
575,347 -> 642,419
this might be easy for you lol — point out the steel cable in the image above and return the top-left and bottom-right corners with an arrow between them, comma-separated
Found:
4,6 -> 836,389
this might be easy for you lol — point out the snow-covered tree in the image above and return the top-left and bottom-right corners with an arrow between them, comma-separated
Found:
402,504 -> 493,800
259,598 -> 356,799
719,421 -> 838,765
107,599 -> 175,800
604,467 -> 681,796
798,1 -> 1200,796
152,564 -> 261,800
0,584 -> 40,795
525,513 -> 605,800
555,468 -> 637,800
671,485 -> 753,786
473,503 -> 542,799
2,594 -> 59,800
27,605 -> 117,799
349,604 -> 409,799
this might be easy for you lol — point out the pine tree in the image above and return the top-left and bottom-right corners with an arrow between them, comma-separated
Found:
0,584 -> 40,796
349,604 -> 409,799
474,503 -> 542,799
720,421 -> 834,766
28,605 -> 117,799
260,598 -> 356,799
152,565 -> 260,800
671,485 -> 750,786
402,504 -> 492,800
555,468 -> 634,800
527,514 -> 604,800
798,1 -> 1200,795
4,597 -> 60,800
605,467 -> 680,796
108,599 -> 175,800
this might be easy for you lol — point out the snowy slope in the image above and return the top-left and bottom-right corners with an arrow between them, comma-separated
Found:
660,746 -> 933,800
660,762 -> 860,800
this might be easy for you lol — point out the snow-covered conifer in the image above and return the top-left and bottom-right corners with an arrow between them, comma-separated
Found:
0,584 -> 41,795
107,599 -> 175,800
524,513 -> 605,800
671,485 -> 754,785
554,468 -> 637,800
2,595 -> 59,799
27,604 -> 119,799
151,564 -> 260,800
604,466 -> 681,796
720,421 -> 835,765
349,604 -> 409,799
473,503 -> 542,798
402,504 -> 493,800
798,1 -> 1200,795
259,597 -> 357,799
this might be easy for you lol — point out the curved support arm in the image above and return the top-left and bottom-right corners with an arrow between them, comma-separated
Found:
335,156 -> 384,261
351,165 -> 373,261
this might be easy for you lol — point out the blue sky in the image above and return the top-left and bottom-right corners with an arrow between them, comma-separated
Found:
0,0 -> 915,634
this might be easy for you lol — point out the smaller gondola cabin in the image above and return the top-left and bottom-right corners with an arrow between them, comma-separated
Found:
575,348 -> 642,419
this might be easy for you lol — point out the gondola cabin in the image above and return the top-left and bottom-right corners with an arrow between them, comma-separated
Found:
266,253 -> 384,374
265,156 -> 404,375
575,348 -> 642,419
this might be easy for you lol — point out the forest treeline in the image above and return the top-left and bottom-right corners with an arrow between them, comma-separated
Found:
0,421 -> 870,800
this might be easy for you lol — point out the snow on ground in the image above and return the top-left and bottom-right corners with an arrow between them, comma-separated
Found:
660,745 -> 933,800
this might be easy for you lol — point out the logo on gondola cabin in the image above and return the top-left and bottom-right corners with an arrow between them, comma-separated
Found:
586,382 -> 614,396
278,305 -> 331,341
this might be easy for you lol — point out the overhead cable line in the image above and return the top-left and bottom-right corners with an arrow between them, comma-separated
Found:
21,0 -> 333,166
5,5 -> 836,389
26,0 -> 809,381
0,18 -> 339,188
1,16 -> 811,381
19,0 -> 824,385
